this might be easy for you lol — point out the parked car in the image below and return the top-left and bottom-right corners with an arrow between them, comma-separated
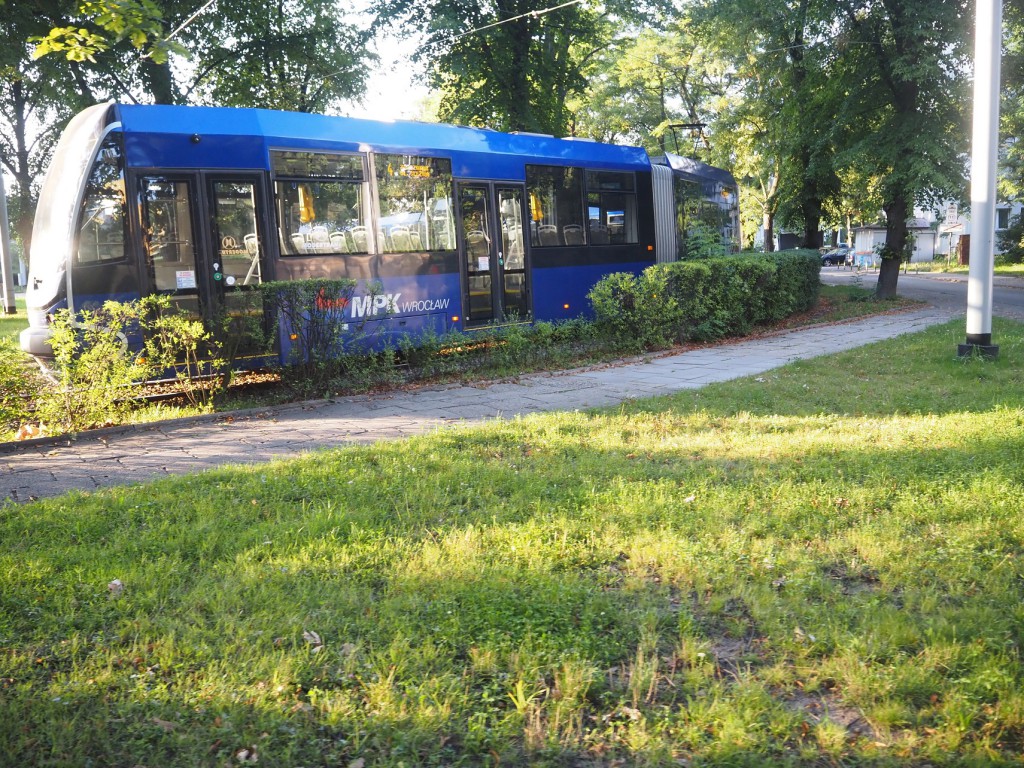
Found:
821,246 -> 852,266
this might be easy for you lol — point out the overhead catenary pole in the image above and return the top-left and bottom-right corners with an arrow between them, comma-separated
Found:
960,0 -> 1002,358
0,173 -> 15,315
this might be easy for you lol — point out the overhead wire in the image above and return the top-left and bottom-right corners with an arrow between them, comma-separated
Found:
449,0 -> 587,42
167,0 -> 219,41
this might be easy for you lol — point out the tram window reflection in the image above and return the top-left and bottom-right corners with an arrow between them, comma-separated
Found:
141,178 -> 197,293
271,150 -> 368,257
375,154 -> 456,253
525,165 -> 585,248
585,171 -> 638,245
76,136 -> 126,265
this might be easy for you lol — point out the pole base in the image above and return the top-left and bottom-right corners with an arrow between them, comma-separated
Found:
958,342 -> 999,359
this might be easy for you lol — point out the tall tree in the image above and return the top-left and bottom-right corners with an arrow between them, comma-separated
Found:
698,0 -> 842,250
371,0 -> 661,134
998,0 -> 1024,202
569,20 -> 729,151
375,0 -> 585,133
1,1 -> 99,258
835,0 -> 969,297
181,0 -> 373,112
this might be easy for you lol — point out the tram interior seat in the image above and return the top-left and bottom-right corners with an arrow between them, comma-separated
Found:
290,233 -> 307,254
467,230 -> 488,261
350,226 -> 369,253
562,224 -> 584,246
243,234 -> 261,285
409,228 -> 423,251
390,226 -> 413,252
538,224 -> 560,247
310,226 -> 331,252
330,231 -> 349,253
589,223 -> 610,245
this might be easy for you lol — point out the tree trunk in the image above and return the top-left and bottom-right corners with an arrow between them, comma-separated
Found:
801,195 -> 823,249
8,78 -> 37,264
876,196 -> 909,298
763,210 -> 775,252
141,57 -> 177,105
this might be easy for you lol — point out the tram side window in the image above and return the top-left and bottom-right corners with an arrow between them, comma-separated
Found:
375,154 -> 456,252
525,165 -> 585,247
272,150 -> 368,256
76,137 -> 127,264
585,170 -> 638,245
673,176 -> 731,259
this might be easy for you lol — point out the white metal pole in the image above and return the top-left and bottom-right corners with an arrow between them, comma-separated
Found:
0,173 -> 15,315
961,0 -> 1002,357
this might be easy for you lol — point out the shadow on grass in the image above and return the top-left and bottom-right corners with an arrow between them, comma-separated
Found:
5,318 -> 1024,765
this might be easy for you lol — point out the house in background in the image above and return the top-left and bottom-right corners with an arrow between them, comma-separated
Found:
934,201 -> 1024,264
852,219 -> 937,266
848,197 -> 1024,266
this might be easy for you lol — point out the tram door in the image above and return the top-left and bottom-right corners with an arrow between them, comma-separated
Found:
139,174 -> 269,357
457,182 -> 531,326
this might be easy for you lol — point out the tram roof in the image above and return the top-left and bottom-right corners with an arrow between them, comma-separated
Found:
113,104 -> 651,178
654,153 -> 737,187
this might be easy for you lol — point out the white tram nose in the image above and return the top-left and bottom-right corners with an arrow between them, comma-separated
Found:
20,324 -> 54,357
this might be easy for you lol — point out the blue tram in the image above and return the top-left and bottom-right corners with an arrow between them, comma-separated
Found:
20,102 -> 734,362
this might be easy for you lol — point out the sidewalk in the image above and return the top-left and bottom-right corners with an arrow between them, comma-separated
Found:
1,307 -> 956,504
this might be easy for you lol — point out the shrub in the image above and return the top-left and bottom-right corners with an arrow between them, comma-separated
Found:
34,302 -> 154,433
0,338 -> 42,437
997,214 -> 1024,264
258,278 -> 362,392
136,295 -> 224,408
588,268 -> 681,351
590,250 -> 820,348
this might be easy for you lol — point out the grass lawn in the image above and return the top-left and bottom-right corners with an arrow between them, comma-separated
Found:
0,296 -> 25,341
4,317 -> 1024,766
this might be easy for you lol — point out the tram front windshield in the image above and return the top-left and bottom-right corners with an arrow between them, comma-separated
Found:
28,102 -> 115,309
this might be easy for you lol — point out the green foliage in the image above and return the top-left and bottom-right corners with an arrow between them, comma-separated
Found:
31,0 -> 178,64
682,217 -> 730,260
33,301 -> 154,434
187,0 -> 373,112
590,250 -> 820,347
587,268 -> 681,351
26,295 -> 266,434
571,21 -> 724,148
997,213 -> 1024,265
373,0 -> 643,134
259,278 -> 363,392
136,295 -> 224,408
0,338 -> 41,435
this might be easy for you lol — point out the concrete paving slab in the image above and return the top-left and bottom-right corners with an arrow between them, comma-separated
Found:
0,307 -> 959,504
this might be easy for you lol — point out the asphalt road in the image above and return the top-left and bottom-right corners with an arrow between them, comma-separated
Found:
820,267 -> 1024,320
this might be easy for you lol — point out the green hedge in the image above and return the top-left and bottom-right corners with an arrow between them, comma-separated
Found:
589,250 -> 821,349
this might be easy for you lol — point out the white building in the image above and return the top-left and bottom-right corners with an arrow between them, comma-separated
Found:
852,218 -> 938,266
850,199 -> 1024,266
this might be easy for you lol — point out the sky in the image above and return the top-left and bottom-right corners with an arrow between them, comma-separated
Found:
345,42 -> 430,122
340,12 -> 430,122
